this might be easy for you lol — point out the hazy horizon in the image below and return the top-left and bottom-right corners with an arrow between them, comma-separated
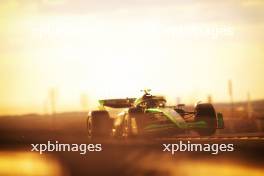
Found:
1,0 -> 264,115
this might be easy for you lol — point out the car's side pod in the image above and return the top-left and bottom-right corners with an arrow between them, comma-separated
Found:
217,113 -> 224,129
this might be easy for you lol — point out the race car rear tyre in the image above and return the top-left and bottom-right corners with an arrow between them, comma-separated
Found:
120,107 -> 143,138
122,117 -> 132,138
194,103 -> 217,136
87,110 -> 113,139
124,107 -> 147,138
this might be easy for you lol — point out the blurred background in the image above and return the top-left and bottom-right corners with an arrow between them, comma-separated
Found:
0,0 -> 264,115
0,0 -> 264,176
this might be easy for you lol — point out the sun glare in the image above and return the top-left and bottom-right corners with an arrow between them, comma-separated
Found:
0,1 -> 264,114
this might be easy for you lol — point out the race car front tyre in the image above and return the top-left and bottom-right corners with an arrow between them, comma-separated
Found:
194,103 -> 217,136
87,110 -> 113,139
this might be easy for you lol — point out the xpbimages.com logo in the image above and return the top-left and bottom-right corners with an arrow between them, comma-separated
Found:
31,141 -> 102,155
163,141 -> 234,155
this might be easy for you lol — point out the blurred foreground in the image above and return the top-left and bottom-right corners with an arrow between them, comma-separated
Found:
0,111 -> 264,176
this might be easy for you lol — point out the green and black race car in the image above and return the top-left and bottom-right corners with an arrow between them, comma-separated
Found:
86,90 -> 224,139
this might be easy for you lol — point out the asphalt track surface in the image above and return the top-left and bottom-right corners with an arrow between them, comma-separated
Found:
1,135 -> 264,176
0,114 -> 263,176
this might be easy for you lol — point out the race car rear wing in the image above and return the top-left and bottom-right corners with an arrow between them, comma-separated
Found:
99,98 -> 136,108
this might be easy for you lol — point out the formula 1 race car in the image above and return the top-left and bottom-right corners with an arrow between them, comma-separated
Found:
86,90 -> 224,139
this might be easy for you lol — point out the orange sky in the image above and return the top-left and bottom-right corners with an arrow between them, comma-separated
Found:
0,0 -> 264,115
